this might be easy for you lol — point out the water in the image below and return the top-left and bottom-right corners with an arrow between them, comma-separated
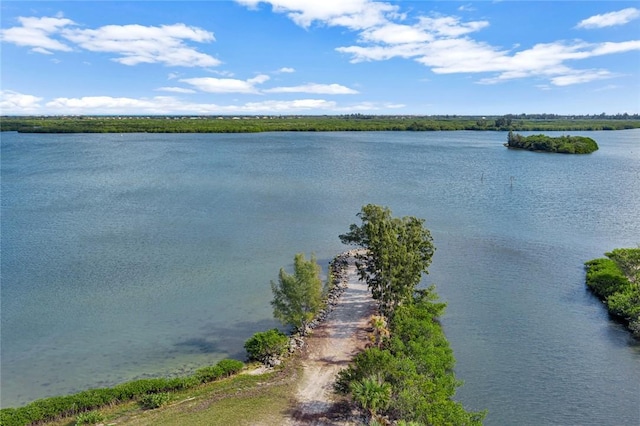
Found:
1,130 -> 639,424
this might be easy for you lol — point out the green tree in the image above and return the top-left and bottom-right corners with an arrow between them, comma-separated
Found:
340,204 -> 435,317
350,376 -> 392,421
271,253 -> 323,332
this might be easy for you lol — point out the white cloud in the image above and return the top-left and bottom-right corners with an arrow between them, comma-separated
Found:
277,67 -> 296,73
180,74 -> 270,93
264,83 -> 358,94
550,69 -> 613,86
0,16 -> 75,54
237,1 -> 640,88
236,0 -> 398,30
1,15 -> 219,67
155,87 -> 197,94
0,90 -> 43,113
62,23 -> 219,67
576,8 -> 640,29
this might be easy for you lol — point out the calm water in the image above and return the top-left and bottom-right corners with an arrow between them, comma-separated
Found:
1,130 -> 639,424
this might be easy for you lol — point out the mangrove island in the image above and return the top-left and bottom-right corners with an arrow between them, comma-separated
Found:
505,131 -> 599,154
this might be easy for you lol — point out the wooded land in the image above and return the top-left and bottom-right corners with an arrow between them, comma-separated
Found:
2,114 -> 639,133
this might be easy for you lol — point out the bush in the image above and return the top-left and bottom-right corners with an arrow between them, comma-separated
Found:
139,392 -> 170,409
244,329 -> 289,363
75,410 -> 104,425
585,258 -> 630,299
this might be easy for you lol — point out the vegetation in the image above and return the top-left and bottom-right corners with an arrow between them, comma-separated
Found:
2,114 -> 640,133
340,204 -> 435,317
0,358 -> 244,426
243,329 -> 290,364
139,392 -> 171,409
74,411 -> 104,425
506,131 -> 599,153
585,248 -> 640,337
270,253 -> 324,333
337,204 -> 485,425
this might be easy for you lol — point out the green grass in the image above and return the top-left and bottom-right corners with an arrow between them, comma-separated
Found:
39,363 -> 300,426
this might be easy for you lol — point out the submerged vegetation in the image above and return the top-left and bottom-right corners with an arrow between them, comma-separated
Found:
1,114 -> 640,133
506,131 -> 599,153
585,248 -> 640,337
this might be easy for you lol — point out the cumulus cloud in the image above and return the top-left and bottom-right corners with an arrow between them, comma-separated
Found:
0,90 -> 43,113
0,16 -> 75,54
264,83 -> 358,94
180,74 -> 270,93
576,8 -> 640,29
236,0 -> 398,30
277,67 -> 296,73
237,0 -> 640,87
1,16 -> 219,67
61,23 -> 219,67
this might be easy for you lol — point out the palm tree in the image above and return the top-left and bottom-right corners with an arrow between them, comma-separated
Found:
350,375 -> 392,422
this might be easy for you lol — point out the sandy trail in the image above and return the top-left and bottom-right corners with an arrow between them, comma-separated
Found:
289,254 -> 376,425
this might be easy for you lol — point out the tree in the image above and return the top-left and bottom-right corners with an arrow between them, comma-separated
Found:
271,253 -> 323,332
350,376 -> 392,421
340,204 -> 435,317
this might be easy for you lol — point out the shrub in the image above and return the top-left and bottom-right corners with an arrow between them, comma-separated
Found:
75,410 -> 104,425
244,329 -> 289,363
139,392 -> 170,409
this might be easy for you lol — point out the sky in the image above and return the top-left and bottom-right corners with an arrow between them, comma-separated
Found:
1,1 -> 639,116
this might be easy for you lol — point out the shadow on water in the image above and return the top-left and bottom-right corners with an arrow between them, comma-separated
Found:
173,318 -> 282,361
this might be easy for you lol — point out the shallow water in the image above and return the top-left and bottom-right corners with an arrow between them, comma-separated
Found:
2,130 -> 639,424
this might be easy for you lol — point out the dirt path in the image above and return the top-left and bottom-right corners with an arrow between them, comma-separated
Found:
289,254 -> 376,425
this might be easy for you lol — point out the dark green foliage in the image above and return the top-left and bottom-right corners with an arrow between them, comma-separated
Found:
2,115 -> 639,134
584,258 -> 631,298
340,204 -> 435,317
243,329 -> 289,363
336,297 -> 485,424
139,392 -> 170,409
271,253 -> 324,331
0,358 -> 244,426
195,358 -> 244,383
338,207 -> 484,423
585,248 -> 640,337
506,132 -> 598,154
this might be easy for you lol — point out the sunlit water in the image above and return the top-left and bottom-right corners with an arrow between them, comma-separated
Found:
2,130 -> 639,424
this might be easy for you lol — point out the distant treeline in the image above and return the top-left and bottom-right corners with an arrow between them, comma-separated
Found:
505,131 -> 599,153
2,114 -> 640,133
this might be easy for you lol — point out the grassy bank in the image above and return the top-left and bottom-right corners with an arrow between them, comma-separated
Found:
6,363 -> 299,426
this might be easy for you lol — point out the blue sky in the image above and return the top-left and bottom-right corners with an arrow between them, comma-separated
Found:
1,1 -> 639,115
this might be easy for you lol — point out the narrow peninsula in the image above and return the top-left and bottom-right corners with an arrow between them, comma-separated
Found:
505,131 -> 598,153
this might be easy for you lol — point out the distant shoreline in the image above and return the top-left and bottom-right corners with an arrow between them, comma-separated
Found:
2,115 -> 640,133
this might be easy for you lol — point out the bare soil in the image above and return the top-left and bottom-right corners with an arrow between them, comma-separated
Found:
288,255 -> 376,425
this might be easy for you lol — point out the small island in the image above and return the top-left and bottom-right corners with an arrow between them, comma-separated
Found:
505,131 -> 599,153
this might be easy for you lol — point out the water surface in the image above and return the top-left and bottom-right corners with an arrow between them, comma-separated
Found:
2,130 -> 639,424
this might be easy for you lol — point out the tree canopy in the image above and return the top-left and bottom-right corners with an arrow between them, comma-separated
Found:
270,253 -> 324,332
339,204 -> 435,317
506,131 -> 598,154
